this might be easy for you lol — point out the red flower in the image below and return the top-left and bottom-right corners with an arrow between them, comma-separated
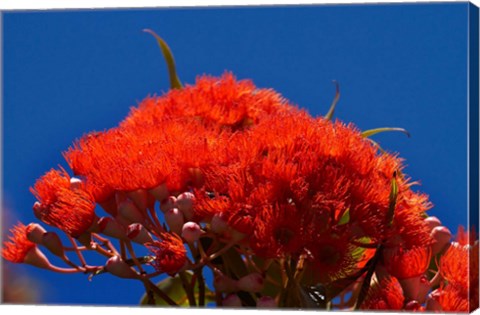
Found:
440,242 -> 470,291
383,246 -> 431,280
303,230 -> 369,284
147,233 -> 187,275
30,168 -> 96,237
250,204 -> 306,258
437,285 -> 469,312
438,227 -> 479,311
361,277 -> 404,310
2,223 -> 36,263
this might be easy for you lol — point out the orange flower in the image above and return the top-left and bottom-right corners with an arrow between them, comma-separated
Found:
437,285 -> 469,312
147,233 -> 187,275
383,246 -> 431,280
440,242 -> 470,291
32,73 -> 434,293
250,203 -> 306,258
2,223 -> 36,263
121,73 -> 291,130
30,168 -> 96,237
439,227 -> 479,311
456,225 -> 478,246
361,277 -> 404,310
303,230 -> 368,284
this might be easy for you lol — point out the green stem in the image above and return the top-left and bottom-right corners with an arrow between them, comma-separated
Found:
145,279 -> 178,306
179,271 -> 196,306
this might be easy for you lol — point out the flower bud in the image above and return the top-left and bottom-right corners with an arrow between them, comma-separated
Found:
70,177 -> 83,190
182,222 -> 202,243
127,223 -> 153,244
98,217 -> 127,240
105,255 -> 138,279
416,275 -> 431,304
118,200 -> 145,224
257,296 -> 277,308
237,272 -> 264,293
115,191 -> 128,205
222,294 -> 242,307
26,223 -> 47,244
176,192 -> 195,220
42,232 -> 65,257
76,232 -> 92,248
214,274 -> 238,293
404,300 -> 421,311
160,196 -> 177,213
165,208 -> 184,235
148,183 -> 169,202
33,202 -> 44,220
127,189 -> 149,211
399,276 -> 421,301
426,290 -> 442,311
99,197 -> 118,217
211,214 -> 228,234
425,216 -> 442,230
23,246 -> 52,269
431,226 -> 452,254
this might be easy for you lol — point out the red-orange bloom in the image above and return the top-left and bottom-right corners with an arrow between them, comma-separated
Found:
250,203 -> 306,258
383,246 -> 431,279
440,242 -> 470,291
361,277 -> 404,310
2,223 -> 36,263
303,230 -> 369,284
437,285 -> 469,312
147,233 -> 187,275
30,168 -> 96,237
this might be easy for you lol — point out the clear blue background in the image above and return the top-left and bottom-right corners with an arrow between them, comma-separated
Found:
2,3 -> 471,305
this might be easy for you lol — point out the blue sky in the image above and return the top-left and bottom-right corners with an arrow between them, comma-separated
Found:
2,3 -> 471,305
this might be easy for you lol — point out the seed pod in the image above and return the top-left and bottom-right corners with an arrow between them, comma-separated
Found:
237,272 -> 264,293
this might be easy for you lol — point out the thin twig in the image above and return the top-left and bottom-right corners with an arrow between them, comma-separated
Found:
67,235 -> 88,267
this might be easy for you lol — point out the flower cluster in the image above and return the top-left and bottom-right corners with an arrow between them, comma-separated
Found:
2,33 -> 478,311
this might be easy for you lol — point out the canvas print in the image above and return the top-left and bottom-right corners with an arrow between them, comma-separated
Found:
1,2 -> 479,312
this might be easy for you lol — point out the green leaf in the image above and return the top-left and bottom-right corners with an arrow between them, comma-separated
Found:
324,80 -> 340,120
353,245 -> 383,310
143,29 -> 183,90
386,171 -> 398,227
337,208 -> 350,225
361,127 -> 410,138
139,271 -> 215,306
